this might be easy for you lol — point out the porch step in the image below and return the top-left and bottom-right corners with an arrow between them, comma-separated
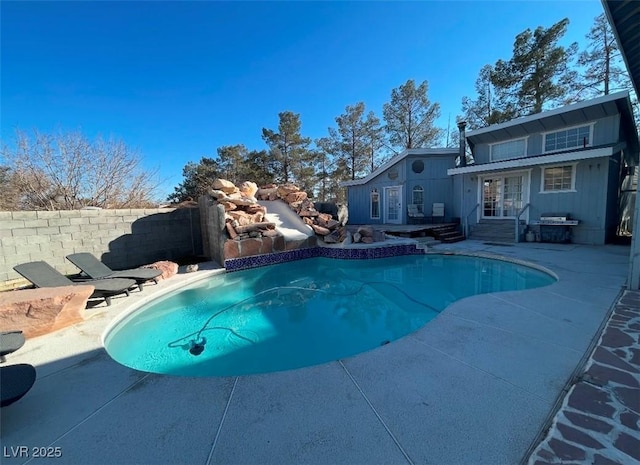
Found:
468,220 -> 524,243
429,224 -> 465,243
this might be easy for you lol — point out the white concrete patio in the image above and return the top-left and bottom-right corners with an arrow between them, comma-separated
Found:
0,241 -> 630,465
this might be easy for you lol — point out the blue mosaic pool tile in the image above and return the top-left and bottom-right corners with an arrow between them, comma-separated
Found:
224,243 -> 426,272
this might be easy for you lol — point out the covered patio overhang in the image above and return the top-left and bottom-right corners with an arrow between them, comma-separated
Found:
447,145 -> 623,176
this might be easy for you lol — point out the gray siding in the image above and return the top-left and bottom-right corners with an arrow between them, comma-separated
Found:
527,157 -> 611,244
346,154 -> 455,224
470,114 -> 622,165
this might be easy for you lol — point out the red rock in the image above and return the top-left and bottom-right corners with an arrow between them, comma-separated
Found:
225,221 -> 238,239
311,224 -> 331,235
239,238 -> 262,257
260,237 -> 273,254
223,240 -> 239,259
218,200 -> 236,211
277,183 -> 299,198
141,261 -> 178,280
357,226 -> 374,237
0,285 -> 94,338
286,191 -> 308,203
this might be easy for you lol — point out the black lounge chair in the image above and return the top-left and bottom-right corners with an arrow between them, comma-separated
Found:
0,331 -> 26,363
13,261 -> 136,306
1,363 -> 36,407
66,253 -> 162,291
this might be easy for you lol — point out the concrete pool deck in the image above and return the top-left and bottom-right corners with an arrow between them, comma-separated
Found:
1,241 -> 637,465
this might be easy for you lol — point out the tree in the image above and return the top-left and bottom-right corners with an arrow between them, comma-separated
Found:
382,79 -> 442,152
461,64 -> 518,129
168,157 -> 221,203
575,13 -> 630,98
323,102 -> 383,181
491,18 -> 578,115
0,166 -> 21,210
262,111 -> 312,185
1,129 -> 159,210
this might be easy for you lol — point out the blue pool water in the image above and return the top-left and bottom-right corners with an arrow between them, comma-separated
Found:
104,255 -> 555,377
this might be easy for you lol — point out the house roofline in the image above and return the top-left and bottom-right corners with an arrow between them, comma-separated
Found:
447,145 -> 623,175
340,148 -> 458,187
466,91 -> 632,138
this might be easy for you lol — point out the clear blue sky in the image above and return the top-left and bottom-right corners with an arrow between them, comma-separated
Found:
1,0 -> 605,200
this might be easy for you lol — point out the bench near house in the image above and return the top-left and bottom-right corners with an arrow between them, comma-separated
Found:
343,91 -> 639,245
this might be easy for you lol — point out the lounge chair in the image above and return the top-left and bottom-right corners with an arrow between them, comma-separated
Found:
0,330 -> 26,363
1,363 -> 36,407
13,261 -> 136,306
66,253 -> 162,291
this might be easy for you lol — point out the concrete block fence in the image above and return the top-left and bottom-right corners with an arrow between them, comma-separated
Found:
0,208 -> 202,290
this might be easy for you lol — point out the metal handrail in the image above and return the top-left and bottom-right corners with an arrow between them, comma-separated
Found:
464,203 -> 480,238
515,203 -> 531,242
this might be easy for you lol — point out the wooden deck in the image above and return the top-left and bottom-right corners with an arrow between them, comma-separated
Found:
349,223 -> 460,238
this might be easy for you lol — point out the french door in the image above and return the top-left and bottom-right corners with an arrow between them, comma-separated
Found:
482,173 -> 527,218
384,186 -> 402,224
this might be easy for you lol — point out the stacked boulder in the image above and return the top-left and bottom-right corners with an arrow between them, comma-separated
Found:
257,183 -> 348,244
209,179 -> 279,241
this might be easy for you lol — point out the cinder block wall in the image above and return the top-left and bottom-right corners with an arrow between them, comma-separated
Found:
0,208 -> 202,289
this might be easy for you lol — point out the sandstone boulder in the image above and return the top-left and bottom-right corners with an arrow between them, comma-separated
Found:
0,285 -> 95,338
212,179 -> 237,194
239,181 -> 258,199
141,261 -> 179,280
285,191 -> 307,204
277,183 -> 299,198
311,224 -> 331,236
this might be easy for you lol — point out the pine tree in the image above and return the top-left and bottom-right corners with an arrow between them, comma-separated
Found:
262,111 -> 312,185
491,18 -> 578,115
576,13 -> 630,98
383,79 -> 442,151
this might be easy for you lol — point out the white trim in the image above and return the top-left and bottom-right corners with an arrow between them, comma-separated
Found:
539,162 -> 578,194
489,136 -> 528,162
465,91 -> 630,138
479,170 -> 530,220
542,123 -> 595,154
370,189 -> 380,219
340,148 -> 458,187
383,185 -> 402,224
448,146 -> 618,175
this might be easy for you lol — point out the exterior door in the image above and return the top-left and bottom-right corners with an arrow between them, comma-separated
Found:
384,186 -> 402,224
481,173 -> 527,219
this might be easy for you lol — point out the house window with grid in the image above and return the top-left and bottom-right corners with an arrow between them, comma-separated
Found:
490,138 -> 527,161
544,125 -> 591,153
542,165 -> 576,192
370,189 -> 380,219
412,186 -> 424,213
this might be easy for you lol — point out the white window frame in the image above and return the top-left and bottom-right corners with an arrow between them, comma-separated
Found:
542,123 -> 594,154
539,163 -> 578,194
412,185 -> 424,213
370,189 -> 380,219
489,137 -> 528,162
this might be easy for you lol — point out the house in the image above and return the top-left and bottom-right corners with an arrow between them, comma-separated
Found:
342,91 -> 639,246
341,148 -> 459,225
449,91 -> 639,245
603,0 -> 640,288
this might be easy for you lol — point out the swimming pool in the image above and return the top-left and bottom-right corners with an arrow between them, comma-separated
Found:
104,254 -> 555,377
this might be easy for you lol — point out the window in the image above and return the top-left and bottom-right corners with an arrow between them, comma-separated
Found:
370,189 -> 380,219
490,138 -> 527,161
412,186 -> 424,213
544,125 -> 591,153
541,164 -> 576,192
411,160 -> 424,173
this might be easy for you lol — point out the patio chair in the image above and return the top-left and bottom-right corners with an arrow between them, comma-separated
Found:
432,203 -> 445,223
66,253 -> 162,291
13,261 -> 136,306
407,204 -> 425,224
1,363 -> 36,407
